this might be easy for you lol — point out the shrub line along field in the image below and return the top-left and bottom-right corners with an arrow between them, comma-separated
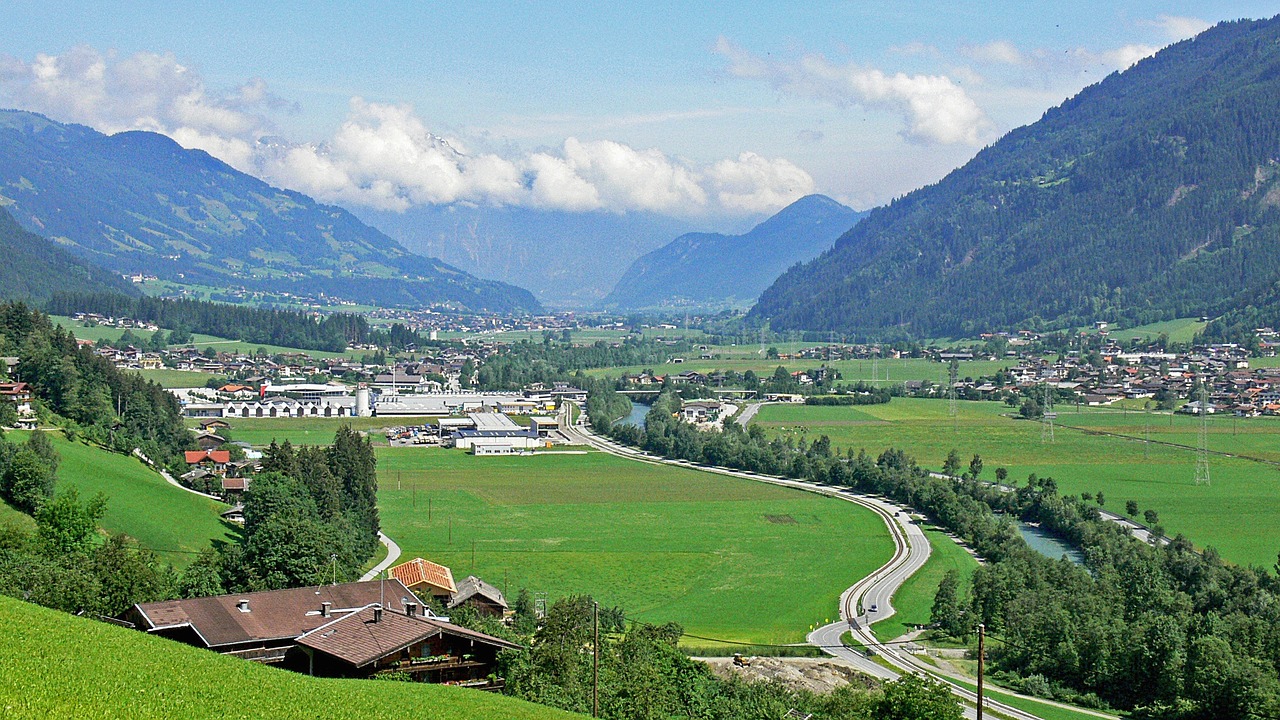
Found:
0,594 -> 581,720
751,398 -> 1280,567
375,447 -> 894,646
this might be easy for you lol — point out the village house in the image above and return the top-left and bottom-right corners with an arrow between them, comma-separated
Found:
185,449 -> 231,476
0,381 -> 34,417
122,580 -> 518,689
389,557 -> 458,600
446,575 -> 509,619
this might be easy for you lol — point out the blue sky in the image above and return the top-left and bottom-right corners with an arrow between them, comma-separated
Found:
2,1 -> 1276,222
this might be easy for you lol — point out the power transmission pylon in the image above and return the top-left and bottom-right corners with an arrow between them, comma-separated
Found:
1194,384 -> 1211,486
1041,383 -> 1055,443
1143,407 -> 1151,460
948,360 -> 958,417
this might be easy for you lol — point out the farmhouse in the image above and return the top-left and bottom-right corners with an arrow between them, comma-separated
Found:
0,382 -> 34,417
123,580 -> 518,688
185,449 -> 231,475
447,575 -> 509,619
389,557 -> 458,600
680,400 -> 723,423
288,603 -> 520,687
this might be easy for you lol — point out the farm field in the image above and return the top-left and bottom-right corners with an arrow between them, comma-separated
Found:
375,448 -> 894,646
133,368 -> 222,388
0,594 -> 581,720
751,398 -> 1280,567
198,416 -> 442,447
9,431 -> 232,567
871,525 -> 981,644
583,355 -> 1013,386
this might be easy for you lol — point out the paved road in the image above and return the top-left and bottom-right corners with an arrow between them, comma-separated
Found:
360,532 -> 403,581
736,401 -> 768,426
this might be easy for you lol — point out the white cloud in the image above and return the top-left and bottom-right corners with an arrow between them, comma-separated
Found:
963,40 -> 1026,66
1070,44 -> 1161,72
0,46 -> 812,217
708,152 -> 815,213
716,38 -> 993,146
1144,14 -> 1211,41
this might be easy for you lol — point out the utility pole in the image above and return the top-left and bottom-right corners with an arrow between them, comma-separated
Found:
977,623 -> 986,720
593,601 -> 600,718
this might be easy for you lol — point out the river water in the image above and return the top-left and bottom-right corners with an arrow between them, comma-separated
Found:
616,400 -> 649,428
1016,521 -> 1085,564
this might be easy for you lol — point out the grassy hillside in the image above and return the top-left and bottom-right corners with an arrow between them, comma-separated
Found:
376,448 -> 894,645
9,431 -> 232,566
751,398 -> 1280,567
0,594 -> 581,720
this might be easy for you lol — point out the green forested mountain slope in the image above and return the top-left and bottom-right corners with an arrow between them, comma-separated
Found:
602,194 -> 864,311
751,16 -> 1280,337
0,111 -> 539,312
0,207 -> 138,302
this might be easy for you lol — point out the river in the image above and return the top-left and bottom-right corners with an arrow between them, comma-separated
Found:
616,400 -> 649,428
1016,521 -> 1085,564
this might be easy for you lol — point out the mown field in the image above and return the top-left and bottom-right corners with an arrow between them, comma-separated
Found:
751,398 -> 1280,567
198,416 -> 442,447
0,594 -> 581,720
375,448 -> 894,646
583,354 -> 1012,386
8,431 -> 232,567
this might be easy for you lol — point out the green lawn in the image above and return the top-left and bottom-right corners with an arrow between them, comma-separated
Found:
751,398 -> 1280,567
10,431 -> 233,567
0,594 -> 581,720
199,416 -> 441,447
133,368 -> 224,388
0,496 -> 34,531
871,525 -> 981,643
376,448 -> 894,645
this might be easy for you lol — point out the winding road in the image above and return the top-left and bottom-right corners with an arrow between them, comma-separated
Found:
360,532 -> 403,581
565,405 -> 1119,720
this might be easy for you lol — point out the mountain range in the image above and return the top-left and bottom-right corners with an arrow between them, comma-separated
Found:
601,194 -> 864,311
355,204 -> 699,308
0,206 -> 139,303
0,110 -> 539,313
751,17 -> 1280,338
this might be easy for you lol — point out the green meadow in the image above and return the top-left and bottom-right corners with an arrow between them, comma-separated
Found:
0,594 -> 581,720
8,431 -> 233,567
199,416 -> 441,447
752,398 -> 1280,567
583,354 -> 1012,386
375,448 -> 894,646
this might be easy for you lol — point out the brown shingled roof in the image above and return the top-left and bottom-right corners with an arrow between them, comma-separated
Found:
296,605 -> 520,668
389,557 -> 456,594
447,575 -> 508,610
132,580 -> 420,649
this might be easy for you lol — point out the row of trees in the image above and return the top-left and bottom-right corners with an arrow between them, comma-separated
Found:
0,303 -> 192,474
182,429 -> 382,594
473,592 -> 963,720
589,389 -> 1280,718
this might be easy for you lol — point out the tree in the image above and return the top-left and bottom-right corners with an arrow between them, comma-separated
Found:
1096,490 -> 1105,506
995,467 -> 1008,483
1126,500 -> 1140,517
875,674 -> 963,720
35,487 -> 106,554
0,401 -> 16,429
942,449 -> 962,477
968,454 -> 983,481
2,447 -> 56,513
1144,509 -> 1159,526
931,569 -> 966,637
1019,397 -> 1043,419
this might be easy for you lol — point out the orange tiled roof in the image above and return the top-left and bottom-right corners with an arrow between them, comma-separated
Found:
185,449 -> 231,465
389,557 -> 456,594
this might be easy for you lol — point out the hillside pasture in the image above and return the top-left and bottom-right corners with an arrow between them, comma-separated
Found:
9,431 -> 232,566
0,594 -> 581,720
375,448 -> 894,646
751,398 -> 1280,567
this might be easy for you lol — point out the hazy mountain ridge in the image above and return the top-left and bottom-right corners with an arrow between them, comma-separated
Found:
356,204 -> 699,308
0,206 -> 140,302
750,17 -> 1280,337
0,110 -> 540,312
602,194 -> 865,311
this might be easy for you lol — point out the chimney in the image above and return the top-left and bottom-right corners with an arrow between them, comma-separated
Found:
321,602 -> 332,618
405,602 -> 417,617
236,599 -> 249,613
373,606 -> 383,623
